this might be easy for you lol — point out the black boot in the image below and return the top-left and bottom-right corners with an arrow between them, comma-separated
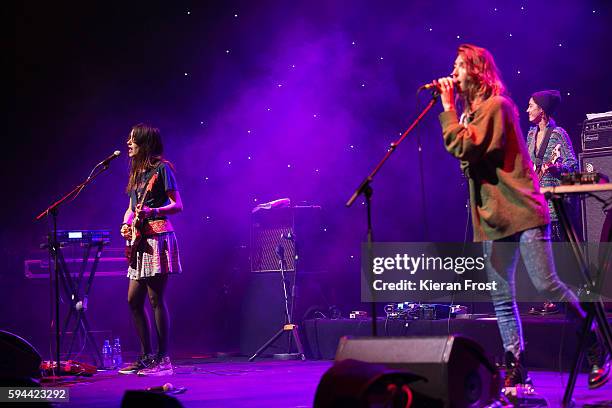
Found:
565,302 -> 611,389
503,351 -> 534,389
586,337 -> 611,389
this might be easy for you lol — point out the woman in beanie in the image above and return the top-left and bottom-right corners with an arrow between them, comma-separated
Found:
526,90 -> 578,241
526,91 -> 610,387
526,91 -> 577,315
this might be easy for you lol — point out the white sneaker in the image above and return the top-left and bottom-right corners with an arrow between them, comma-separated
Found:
118,354 -> 155,375
137,355 -> 173,376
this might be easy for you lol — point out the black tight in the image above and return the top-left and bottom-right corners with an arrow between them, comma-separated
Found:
127,275 -> 170,356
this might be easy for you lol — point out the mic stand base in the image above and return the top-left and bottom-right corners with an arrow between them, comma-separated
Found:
249,257 -> 306,362
273,353 -> 304,360
249,324 -> 305,362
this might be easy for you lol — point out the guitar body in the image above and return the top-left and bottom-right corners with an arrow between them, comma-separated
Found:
537,143 -> 562,181
126,220 -> 143,267
126,173 -> 159,267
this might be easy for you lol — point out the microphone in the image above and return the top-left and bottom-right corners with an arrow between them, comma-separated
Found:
146,383 -> 174,393
418,77 -> 456,91
420,82 -> 440,90
275,245 -> 285,260
99,150 -> 121,166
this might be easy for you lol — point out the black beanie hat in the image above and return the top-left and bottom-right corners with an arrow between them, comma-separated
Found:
531,90 -> 561,117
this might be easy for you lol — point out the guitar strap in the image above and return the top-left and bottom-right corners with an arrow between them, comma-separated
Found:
135,165 -> 160,205
534,126 -> 554,172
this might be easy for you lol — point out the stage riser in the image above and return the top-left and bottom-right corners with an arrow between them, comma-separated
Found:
302,317 -> 605,370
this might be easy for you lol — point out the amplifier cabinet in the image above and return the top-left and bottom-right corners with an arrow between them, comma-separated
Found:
582,117 -> 612,152
579,150 -> 612,242
250,205 -> 325,273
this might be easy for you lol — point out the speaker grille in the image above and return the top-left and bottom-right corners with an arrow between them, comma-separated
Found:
579,151 -> 612,242
251,226 -> 295,272
250,205 -> 325,273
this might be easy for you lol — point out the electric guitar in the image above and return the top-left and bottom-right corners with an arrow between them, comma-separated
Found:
537,143 -> 562,181
126,172 -> 159,266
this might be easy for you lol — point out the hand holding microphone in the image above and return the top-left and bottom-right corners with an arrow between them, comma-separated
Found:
419,77 -> 455,91
429,77 -> 457,112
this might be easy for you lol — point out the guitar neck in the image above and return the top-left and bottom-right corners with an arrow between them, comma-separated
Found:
133,172 -> 159,222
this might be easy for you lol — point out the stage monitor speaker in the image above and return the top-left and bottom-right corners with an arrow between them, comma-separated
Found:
0,330 -> 42,380
314,359 -> 435,408
334,335 -> 500,408
579,150 -> 612,242
121,391 -> 184,408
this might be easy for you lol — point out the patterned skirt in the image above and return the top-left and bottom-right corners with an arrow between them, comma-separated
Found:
127,232 -> 182,280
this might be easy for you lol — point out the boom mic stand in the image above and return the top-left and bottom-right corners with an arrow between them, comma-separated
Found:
35,159 -> 116,376
249,243 -> 305,361
345,90 -> 440,336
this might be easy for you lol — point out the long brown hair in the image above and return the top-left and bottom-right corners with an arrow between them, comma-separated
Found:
126,123 -> 165,193
456,44 -> 507,110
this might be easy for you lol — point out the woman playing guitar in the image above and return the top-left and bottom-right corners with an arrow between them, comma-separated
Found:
118,123 -> 183,376
526,90 -> 578,242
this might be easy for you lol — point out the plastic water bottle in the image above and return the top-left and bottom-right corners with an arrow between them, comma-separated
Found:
112,338 -> 122,368
102,339 -> 113,369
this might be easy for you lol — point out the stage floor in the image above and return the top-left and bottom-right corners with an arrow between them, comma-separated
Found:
41,357 -> 611,407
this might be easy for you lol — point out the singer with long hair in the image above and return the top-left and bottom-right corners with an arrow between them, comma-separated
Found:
118,123 -> 183,376
434,44 -> 609,391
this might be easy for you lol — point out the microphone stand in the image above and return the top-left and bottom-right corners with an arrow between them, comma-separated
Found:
249,242 -> 305,361
346,90 -> 440,337
35,162 -> 113,377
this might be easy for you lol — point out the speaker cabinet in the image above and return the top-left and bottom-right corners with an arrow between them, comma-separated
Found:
0,330 -> 42,380
580,150 -> 612,242
250,205 -> 325,273
314,359 -> 435,408
334,336 -> 499,408
121,391 -> 184,408
239,271 -> 333,357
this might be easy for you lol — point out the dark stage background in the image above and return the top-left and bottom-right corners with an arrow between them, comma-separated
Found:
8,1 -> 612,358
